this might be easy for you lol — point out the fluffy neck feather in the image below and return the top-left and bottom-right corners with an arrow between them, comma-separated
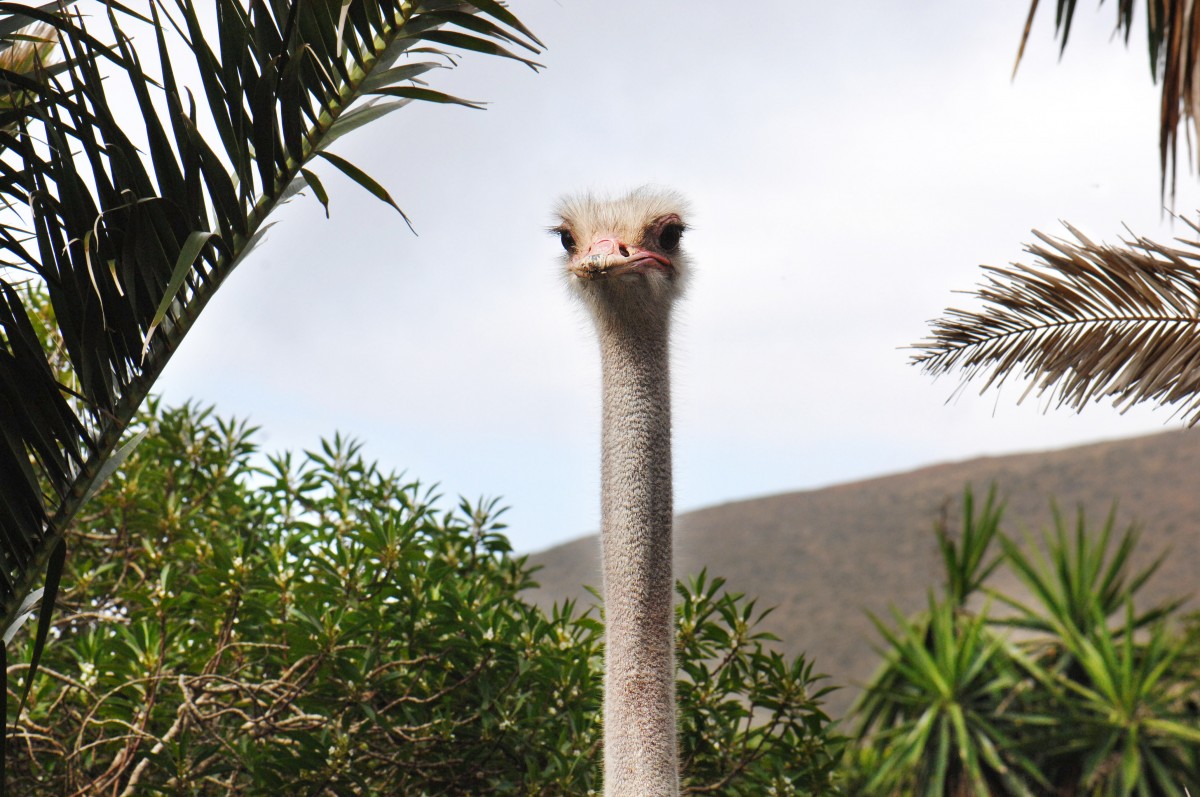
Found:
597,312 -> 678,797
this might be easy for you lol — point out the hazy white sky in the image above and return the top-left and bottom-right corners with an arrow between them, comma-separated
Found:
156,1 -> 1200,554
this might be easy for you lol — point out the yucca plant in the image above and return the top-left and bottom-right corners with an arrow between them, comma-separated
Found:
852,488 -> 1045,797
988,509 -> 1197,795
0,0 -> 539,671
936,485 -> 1006,610
852,489 -> 1200,794
994,505 -> 1184,642
853,596 -> 1042,797
1010,604 -> 1200,796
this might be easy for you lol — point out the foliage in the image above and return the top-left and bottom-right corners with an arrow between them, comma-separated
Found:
4,400 -> 842,795
676,572 -> 843,796
936,486 -> 1005,609
1011,606 -> 1200,796
852,490 -> 1043,797
916,1 -> 1200,437
911,219 -> 1200,426
994,504 -> 1184,641
1015,0 -> 1197,202
849,486 -> 1200,796
0,0 -> 541,636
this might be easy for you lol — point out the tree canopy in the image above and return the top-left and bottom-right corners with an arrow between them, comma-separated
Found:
0,0 -> 540,644
5,394 -> 843,795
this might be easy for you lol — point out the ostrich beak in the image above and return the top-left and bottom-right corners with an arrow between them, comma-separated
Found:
570,238 -> 672,280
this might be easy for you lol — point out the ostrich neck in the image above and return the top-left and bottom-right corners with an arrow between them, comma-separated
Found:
598,314 -> 678,797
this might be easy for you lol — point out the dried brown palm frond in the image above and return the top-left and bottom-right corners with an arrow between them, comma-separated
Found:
1016,0 -> 1195,204
912,218 -> 1200,425
0,22 -> 55,73
0,17 -> 72,134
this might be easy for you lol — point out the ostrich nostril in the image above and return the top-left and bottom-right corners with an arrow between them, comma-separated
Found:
618,243 -> 629,257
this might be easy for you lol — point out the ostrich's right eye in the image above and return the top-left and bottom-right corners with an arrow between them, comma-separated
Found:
658,223 -> 683,252
559,230 -> 576,252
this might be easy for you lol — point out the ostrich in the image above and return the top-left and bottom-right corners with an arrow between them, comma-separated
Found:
555,187 -> 689,797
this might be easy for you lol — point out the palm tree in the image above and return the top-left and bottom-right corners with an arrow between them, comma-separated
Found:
914,2 -> 1200,429
1017,0 -> 1200,204
0,0 -> 539,690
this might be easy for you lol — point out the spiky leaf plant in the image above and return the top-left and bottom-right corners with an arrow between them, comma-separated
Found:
937,485 -> 1006,609
912,220 -> 1200,426
852,488 -> 1045,797
1011,604 -> 1200,796
993,503 -> 1185,641
986,504 -> 1197,793
0,0 -> 540,645
853,596 -> 1043,797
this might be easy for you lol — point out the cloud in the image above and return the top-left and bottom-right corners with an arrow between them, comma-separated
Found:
158,1 -> 1200,553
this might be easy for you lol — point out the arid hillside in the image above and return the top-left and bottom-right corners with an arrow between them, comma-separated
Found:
524,430 -> 1200,715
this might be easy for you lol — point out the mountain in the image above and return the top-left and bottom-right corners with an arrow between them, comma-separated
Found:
523,429 -> 1200,716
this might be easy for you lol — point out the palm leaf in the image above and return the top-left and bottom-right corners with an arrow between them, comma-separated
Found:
0,0 -> 539,654
1015,1 -> 1188,202
912,218 -> 1200,424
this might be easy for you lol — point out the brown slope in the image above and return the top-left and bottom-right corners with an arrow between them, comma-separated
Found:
523,429 -> 1200,716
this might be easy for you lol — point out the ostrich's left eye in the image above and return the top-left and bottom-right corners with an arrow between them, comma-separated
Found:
658,223 -> 683,252
559,229 -> 576,252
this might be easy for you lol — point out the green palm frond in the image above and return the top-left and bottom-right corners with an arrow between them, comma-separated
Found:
912,219 -> 1200,425
0,0 -> 539,637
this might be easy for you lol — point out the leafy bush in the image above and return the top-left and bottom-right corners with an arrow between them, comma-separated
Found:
6,401 -> 842,795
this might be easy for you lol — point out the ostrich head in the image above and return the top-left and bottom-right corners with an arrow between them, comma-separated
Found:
554,187 -> 690,329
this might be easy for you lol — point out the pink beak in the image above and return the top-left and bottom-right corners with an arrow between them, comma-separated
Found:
570,237 -> 672,280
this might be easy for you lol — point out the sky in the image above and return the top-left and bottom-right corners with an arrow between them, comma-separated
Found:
154,1 -> 1200,555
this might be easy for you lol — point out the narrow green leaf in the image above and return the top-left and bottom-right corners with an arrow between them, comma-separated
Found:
1,587 -> 42,645
17,538 -> 64,725
427,10 -> 540,54
319,98 -> 411,151
335,0 -> 352,56
142,230 -> 215,358
463,0 -> 545,48
360,61 -> 443,92
0,2 -> 71,39
369,85 -> 485,110
0,638 -> 5,796
300,168 -> 329,218
316,151 -> 413,232
79,428 -> 147,507
417,30 -> 542,70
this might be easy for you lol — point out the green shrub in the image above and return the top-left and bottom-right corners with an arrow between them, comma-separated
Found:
7,401 -> 841,795
850,488 -> 1200,797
